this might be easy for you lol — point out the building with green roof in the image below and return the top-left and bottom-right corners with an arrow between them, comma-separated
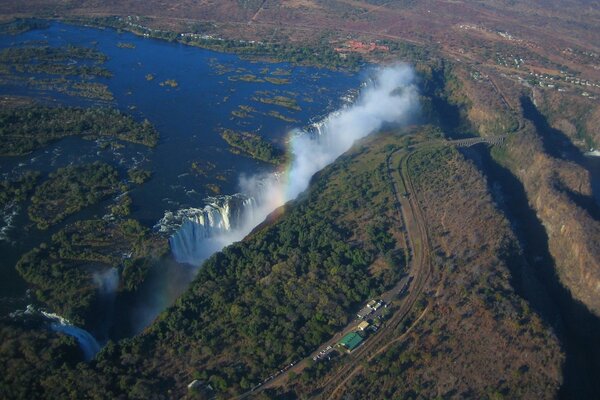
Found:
338,332 -> 363,352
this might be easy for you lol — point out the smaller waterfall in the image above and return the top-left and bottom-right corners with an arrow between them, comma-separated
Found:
9,306 -> 102,361
49,321 -> 102,361
93,267 -> 119,295
92,267 -> 119,341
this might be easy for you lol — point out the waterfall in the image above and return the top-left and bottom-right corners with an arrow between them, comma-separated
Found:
158,66 -> 417,271
26,307 -> 101,361
92,267 -> 119,341
49,321 -> 102,361
158,90 -> 366,268
93,267 -> 119,295
156,194 -> 259,266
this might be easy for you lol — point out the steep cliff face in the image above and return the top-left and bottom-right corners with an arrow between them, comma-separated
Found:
506,129 -> 600,315
441,64 -> 519,136
447,66 -> 600,317
533,88 -> 600,150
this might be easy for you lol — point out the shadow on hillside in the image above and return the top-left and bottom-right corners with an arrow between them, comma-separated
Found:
419,67 -> 475,140
521,96 -> 600,219
462,145 -> 600,399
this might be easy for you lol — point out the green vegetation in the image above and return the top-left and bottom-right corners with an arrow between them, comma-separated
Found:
228,74 -> 264,83
127,167 -> 152,184
0,321 -> 82,398
16,218 -> 168,325
0,78 -> 114,101
0,105 -> 159,155
0,19 -> 49,35
231,104 -> 256,119
94,133 -> 407,396
264,76 -> 290,85
0,171 -> 39,208
267,110 -> 298,123
0,44 -> 115,100
0,45 -> 111,77
28,162 -> 122,229
190,160 -> 216,177
190,38 -> 363,70
109,194 -> 132,217
116,42 -> 136,49
1,133 -> 408,398
252,94 -> 301,111
220,129 -> 286,164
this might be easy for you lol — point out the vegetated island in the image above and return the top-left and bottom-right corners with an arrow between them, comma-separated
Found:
219,129 -> 286,165
252,94 -> 301,111
127,167 -> 152,185
0,18 -> 49,35
0,45 -> 111,77
28,162 -> 123,229
17,218 -> 168,326
0,103 -> 159,155
159,79 -> 178,88
0,171 -> 39,208
228,74 -> 264,83
0,44 -> 114,100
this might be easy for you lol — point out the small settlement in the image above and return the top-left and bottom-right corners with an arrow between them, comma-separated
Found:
335,299 -> 387,354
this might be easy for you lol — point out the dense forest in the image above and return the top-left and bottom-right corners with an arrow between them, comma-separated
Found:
0,106 -> 159,155
16,218 -> 168,327
28,162 -> 122,229
0,170 -> 39,208
0,131 -> 412,399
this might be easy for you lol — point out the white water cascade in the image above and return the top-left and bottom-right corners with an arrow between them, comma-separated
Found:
159,64 -> 419,270
156,194 -> 258,266
47,318 -> 102,361
9,306 -> 102,361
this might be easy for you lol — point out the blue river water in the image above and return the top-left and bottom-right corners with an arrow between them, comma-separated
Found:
0,22 -> 363,317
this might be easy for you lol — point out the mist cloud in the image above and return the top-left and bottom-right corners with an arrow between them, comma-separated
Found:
242,63 -> 419,220
182,63 -> 419,255
284,64 -> 418,200
146,63 -> 419,334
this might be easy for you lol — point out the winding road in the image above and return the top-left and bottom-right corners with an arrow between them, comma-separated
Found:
316,147 -> 434,399
235,144 -> 436,399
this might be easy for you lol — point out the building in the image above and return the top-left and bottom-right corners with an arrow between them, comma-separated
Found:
338,332 -> 363,352
367,299 -> 383,311
357,321 -> 370,331
372,300 -> 383,311
357,306 -> 372,319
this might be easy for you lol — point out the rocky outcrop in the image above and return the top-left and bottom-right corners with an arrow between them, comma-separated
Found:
506,128 -> 600,316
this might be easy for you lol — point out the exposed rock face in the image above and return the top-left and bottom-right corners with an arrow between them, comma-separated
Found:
450,64 -> 600,317
507,128 -> 600,316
